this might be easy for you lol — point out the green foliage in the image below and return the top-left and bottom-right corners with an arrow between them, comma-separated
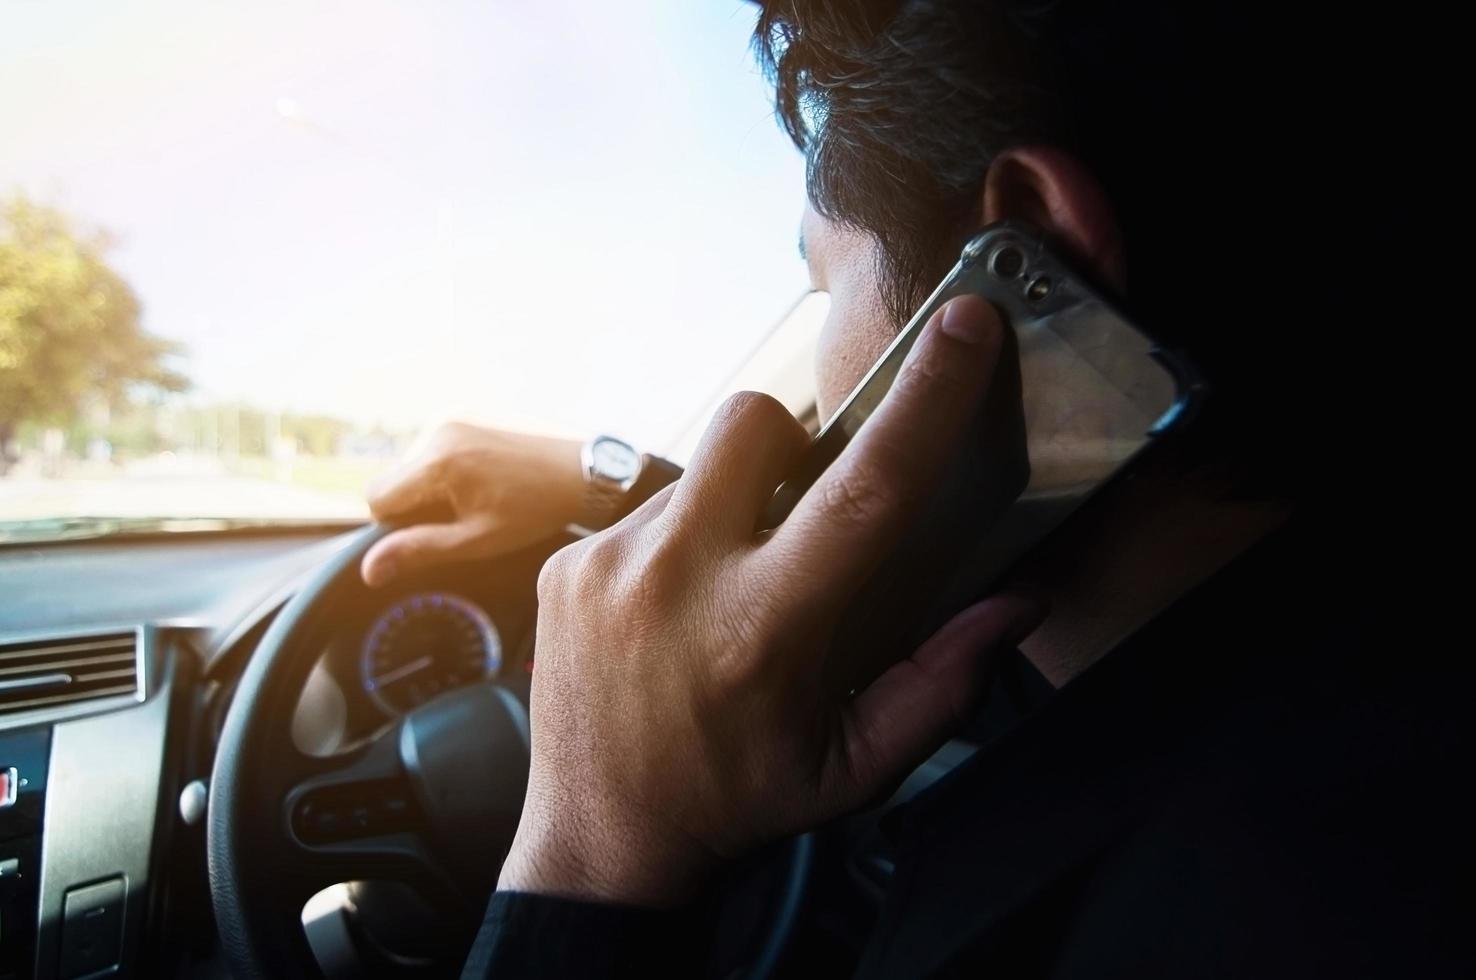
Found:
284,413 -> 353,458
159,405 -> 352,458
0,195 -> 189,439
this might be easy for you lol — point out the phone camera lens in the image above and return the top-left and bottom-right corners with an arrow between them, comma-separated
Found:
989,245 -> 1025,279
1026,276 -> 1053,301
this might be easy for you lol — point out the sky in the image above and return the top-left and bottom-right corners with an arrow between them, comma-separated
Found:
0,0 -> 812,452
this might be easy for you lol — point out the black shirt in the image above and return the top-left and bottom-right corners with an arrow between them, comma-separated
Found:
463,520 -> 1466,978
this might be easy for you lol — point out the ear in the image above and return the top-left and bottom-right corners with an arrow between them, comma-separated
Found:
982,146 -> 1127,292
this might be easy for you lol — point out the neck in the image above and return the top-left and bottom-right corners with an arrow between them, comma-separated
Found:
1010,466 -> 1290,688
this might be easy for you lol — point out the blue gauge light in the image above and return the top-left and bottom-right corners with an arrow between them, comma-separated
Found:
360,591 -> 502,715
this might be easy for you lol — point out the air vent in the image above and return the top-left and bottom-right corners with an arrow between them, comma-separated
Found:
0,630 -> 142,716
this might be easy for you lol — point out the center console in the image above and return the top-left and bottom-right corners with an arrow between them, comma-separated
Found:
0,627 -> 178,980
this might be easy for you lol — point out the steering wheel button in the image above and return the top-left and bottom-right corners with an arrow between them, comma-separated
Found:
294,800 -> 341,842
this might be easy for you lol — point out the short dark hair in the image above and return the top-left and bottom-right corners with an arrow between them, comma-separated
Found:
754,0 -> 1070,326
751,0 -> 1366,499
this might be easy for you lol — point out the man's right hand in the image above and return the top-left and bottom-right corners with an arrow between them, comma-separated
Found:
360,423 -> 586,588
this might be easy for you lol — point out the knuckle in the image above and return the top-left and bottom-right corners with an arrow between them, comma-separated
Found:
365,484 -> 394,515
534,556 -> 563,604
426,450 -> 458,486
896,342 -> 968,399
423,422 -> 460,453
718,388 -> 773,421
711,390 -> 794,444
535,541 -> 580,603
573,533 -> 622,584
436,420 -> 475,440
614,534 -> 686,613
820,462 -> 898,530
427,421 -> 480,460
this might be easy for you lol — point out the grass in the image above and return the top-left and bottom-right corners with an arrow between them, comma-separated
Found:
228,455 -> 392,497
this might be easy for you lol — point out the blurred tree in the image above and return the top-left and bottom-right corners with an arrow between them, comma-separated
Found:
284,413 -> 352,457
0,196 -> 188,472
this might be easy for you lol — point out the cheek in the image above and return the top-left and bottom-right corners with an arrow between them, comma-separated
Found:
814,291 -> 895,420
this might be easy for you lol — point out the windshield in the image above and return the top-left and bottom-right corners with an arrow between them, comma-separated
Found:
0,1 -> 808,540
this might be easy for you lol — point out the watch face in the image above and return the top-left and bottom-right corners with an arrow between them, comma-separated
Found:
592,438 -> 641,482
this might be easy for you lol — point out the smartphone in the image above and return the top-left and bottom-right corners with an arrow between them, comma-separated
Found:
762,221 -> 1205,693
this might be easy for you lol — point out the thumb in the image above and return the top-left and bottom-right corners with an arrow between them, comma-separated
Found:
831,594 -> 1048,805
360,519 -> 494,588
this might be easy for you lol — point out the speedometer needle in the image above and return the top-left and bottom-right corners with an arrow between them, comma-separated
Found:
371,655 -> 434,689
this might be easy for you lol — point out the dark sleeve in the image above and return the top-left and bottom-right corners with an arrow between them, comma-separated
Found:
461,891 -> 702,979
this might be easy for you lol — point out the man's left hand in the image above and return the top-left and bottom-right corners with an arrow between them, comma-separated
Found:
498,296 -> 1045,905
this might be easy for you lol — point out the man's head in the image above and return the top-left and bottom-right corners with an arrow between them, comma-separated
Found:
759,1 -> 1080,414
756,0 -> 1334,500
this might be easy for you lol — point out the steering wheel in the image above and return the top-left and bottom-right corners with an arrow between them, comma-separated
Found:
208,525 -> 812,979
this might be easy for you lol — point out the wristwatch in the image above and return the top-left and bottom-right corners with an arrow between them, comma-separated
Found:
578,435 -> 645,529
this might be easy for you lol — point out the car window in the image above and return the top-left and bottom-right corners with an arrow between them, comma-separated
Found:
0,0 -> 808,533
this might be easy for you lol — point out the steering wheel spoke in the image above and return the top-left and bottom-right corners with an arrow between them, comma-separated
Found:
277,730 -> 458,906
285,832 -> 457,911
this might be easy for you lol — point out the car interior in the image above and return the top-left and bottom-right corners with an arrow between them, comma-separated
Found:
1,4 -> 842,974
6,2 -> 1396,978
0,272 -> 1148,978
2,422 -> 991,980
0,344 -> 854,979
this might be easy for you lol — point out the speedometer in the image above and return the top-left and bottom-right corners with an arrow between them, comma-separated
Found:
360,592 -> 502,715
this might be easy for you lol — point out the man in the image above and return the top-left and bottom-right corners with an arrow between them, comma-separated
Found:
365,1 -> 1457,976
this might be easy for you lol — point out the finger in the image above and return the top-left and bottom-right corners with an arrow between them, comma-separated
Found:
826,593 -> 1046,808
661,391 -> 809,542
768,295 -> 1007,598
366,457 -> 447,521
360,518 -> 494,588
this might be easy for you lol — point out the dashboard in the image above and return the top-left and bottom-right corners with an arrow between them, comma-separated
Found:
286,551 -> 543,757
360,591 -> 505,717
0,524 -> 564,979
0,522 -> 975,979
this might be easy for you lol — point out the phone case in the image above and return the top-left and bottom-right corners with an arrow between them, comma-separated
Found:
764,221 -> 1205,694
